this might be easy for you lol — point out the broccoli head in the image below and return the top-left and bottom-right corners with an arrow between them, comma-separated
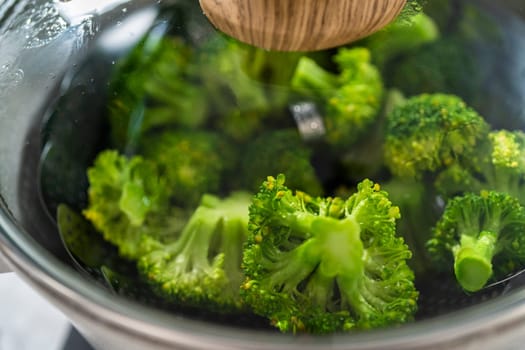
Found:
138,191 -> 252,312
108,36 -> 208,150
385,37 -> 481,103
139,130 -> 235,206
199,37 -> 299,142
82,150 -> 182,259
363,12 -> 439,70
241,175 -> 417,333
384,93 -> 489,178
435,130 -> 525,203
291,47 -> 384,150
240,129 -> 323,196
427,191 -> 525,292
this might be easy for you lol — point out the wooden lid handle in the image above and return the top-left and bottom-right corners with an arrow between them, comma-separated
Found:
199,0 -> 407,51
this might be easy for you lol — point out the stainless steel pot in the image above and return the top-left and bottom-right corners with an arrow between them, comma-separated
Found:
1,0 -> 525,349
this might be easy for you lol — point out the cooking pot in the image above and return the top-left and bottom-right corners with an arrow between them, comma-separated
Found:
1,0 -> 525,349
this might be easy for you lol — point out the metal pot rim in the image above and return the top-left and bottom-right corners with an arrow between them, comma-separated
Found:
2,202 -> 525,349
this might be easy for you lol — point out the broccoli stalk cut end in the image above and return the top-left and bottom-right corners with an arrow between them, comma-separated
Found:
428,191 -> 525,292
453,232 -> 497,292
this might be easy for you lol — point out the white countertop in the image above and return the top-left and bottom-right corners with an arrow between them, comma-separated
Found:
0,273 -> 70,350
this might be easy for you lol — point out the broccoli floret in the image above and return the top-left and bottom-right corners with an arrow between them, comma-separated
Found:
138,192 -> 251,312
363,13 -> 439,70
384,93 -> 489,178
398,0 -> 428,23
241,175 -> 417,333
435,130 -> 525,202
82,150 -> 183,259
139,130 -> 235,206
385,37 -> 480,103
240,129 -> 323,196
427,191 -> 525,292
108,36 -> 208,150
200,39 -> 267,140
291,47 -> 384,150
200,37 -> 299,142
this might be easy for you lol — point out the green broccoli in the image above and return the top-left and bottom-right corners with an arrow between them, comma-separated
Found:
398,0 -> 428,23
240,129 -> 323,196
241,174 -> 417,333
427,191 -> 525,292
138,191 -> 252,312
383,93 -> 489,178
140,40 -> 207,126
108,35 -> 207,151
291,47 -> 384,150
139,130 -> 235,206
235,40 -> 302,87
385,37 -> 481,103
82,150 -> 183,259
435,130 -> 525,203
363,12 -> 439,70
199,37 -> 299,142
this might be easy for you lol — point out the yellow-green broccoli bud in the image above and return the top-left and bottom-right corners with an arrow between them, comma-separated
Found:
435,130 -> 525,203
83,150 -> 179,259
384,93 -> 489,178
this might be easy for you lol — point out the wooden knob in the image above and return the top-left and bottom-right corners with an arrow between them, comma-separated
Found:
199,0 -> 407,51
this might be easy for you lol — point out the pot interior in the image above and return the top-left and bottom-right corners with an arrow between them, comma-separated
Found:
3,0 -> 525,344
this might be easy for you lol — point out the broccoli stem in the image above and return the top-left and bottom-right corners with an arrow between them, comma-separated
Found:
314,217 -> 364,279
265,216 -> 364,304
292,58 -> 337,98
164,208 -> 219,274
265,239 -> 320,291
453,231 -> 498,292
219,218 -> 246,291
288,212 -> 318,235
307,217 -> 365,309
243,47 -> 301,85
